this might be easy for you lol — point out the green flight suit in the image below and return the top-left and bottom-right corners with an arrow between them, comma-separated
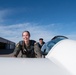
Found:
14,40 -> 42,58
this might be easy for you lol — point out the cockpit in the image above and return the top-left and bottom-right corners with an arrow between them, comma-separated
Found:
41,35 -> 68,56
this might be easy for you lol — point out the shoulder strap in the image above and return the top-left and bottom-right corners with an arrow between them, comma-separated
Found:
30,40 -> 36,46
19,41 -> 26,50
19,40 -> 23,46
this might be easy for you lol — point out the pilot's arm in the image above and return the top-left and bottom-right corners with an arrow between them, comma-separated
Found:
14,43 -> 21,57
34,43 -> 42,58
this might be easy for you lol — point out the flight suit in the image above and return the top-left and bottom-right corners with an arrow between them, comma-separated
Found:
38,42 -> 45,49
14,40 -> 42,58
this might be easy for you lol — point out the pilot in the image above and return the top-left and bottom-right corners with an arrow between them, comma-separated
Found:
14,31 -> 42,58
38,38 -> 45,49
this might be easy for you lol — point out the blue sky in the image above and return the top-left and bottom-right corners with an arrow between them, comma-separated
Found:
0,0 -> 76,43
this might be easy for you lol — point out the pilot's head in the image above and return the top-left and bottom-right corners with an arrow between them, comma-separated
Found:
39,38 -> 44,44
22,31 -> 30,42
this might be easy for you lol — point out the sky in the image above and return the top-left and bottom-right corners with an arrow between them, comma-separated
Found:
0,0 -> 76,43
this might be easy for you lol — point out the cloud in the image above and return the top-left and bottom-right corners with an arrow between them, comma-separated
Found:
0,23 -> 57,43
0,22 -> 76,43
0,8 -> 76,43
0,8 -> 26,22
0,9 -> 11,23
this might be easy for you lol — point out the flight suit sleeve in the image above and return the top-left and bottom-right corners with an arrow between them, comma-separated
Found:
14,43 -> 21,57
34,43 -> 42,58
